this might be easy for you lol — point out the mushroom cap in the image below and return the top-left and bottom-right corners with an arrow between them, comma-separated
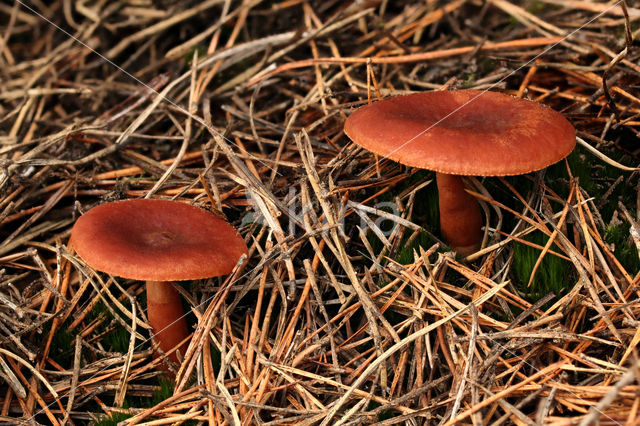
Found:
344,90 -> 575,176
71,199 -> 248,281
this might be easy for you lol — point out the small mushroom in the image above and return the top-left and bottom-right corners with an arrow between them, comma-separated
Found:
344,90 -> 575,256
70,199 -> 248,368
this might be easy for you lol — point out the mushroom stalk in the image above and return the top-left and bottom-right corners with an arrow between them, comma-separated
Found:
436,173 -> 483,256
70,199 -> 247,377
146,281 -> 190,367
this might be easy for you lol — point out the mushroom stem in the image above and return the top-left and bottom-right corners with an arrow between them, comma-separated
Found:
436,172 -> 484,256
146,281 -> 190,368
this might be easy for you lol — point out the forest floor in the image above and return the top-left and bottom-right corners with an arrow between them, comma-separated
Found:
1,1 -> 640,425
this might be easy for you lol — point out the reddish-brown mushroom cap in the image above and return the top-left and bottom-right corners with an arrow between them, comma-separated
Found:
344,90 -> 576,257
344,90 -> 576,176
71,199 -> 248,281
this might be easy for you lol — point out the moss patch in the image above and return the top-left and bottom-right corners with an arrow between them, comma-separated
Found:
512,231 -> 572,300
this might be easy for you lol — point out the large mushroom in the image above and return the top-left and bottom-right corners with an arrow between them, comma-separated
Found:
344,90 -> 575,256
70,198 -> 248,368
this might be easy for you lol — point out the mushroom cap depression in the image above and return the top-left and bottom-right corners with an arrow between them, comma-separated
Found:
71,199 -> 248,281
344,90 -> 575,176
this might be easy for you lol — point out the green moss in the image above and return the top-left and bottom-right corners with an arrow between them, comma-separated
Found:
395,231 -> 434,265
85,300 -> 134,354
183,45 -> 207,67
476,57 -> 497,75
550,145 -> 636,223
604,223 -> 640,275
103,325 -> 132,354
86,300 -> 110,320
512,231 -> 571,300
152,377 -> 175,406
50,327 -> 75,368
461,73 -> 476,89
93,411 -> 132,425
90,383 -> 199,425
368,401 -> 399,421
413,172 -> 440,233
506,143 -> 638,285
547,147 -> 595,197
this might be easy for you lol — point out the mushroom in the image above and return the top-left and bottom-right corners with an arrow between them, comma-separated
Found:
344,90 -> 575,256
70,198 -> 248,368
